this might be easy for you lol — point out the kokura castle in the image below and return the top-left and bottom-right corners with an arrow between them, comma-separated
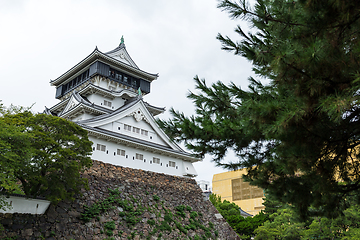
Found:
45,38 -> 199,178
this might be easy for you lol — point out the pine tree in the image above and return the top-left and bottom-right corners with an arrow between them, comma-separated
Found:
158,0 -> 360,219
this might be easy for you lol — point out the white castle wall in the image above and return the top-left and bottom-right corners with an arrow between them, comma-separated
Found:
87,94 -> 126,111
0,196 -> 50,215
73,112 -> 96,121
89,136 -> 196,177
99,116 -> 166,146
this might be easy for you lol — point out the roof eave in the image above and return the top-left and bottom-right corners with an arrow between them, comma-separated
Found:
50,49 -> 158,86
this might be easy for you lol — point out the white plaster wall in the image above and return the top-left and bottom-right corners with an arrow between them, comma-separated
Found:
106,49 -> 132,66
89,136 -> 196,177
97,80 -> 110,90
72,112 -> 96,121
197,180 -> 211,192
0,196 -> 50,215
119,116 -> 166,146
86,94 -> 126,111
97,116 -> 166,146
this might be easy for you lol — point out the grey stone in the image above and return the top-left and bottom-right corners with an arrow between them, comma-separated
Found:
22,228 -> 33,237
0,160 -> 239,240
68,210 -> 80,218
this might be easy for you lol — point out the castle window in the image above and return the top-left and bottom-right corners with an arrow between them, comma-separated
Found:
133,127 -> 140,134
104,100 -> 112,107
117,149 -> 125,156
110,71 -> 115,78
96,144 -> 106,152
141,129 -> 148,136
136,153 -> 143,160
153,157 -> 160,164
169,161 -> 176,168
124,124 -> 131,131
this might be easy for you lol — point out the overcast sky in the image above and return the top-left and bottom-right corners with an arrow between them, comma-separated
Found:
0,0 -> 255,186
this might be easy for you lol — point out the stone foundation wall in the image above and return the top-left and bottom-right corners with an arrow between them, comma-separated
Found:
1,160 -> 239,240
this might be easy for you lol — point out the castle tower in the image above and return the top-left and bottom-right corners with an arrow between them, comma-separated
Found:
45,38 -> 199,177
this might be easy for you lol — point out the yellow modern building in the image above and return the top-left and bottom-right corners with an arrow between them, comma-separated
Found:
212,169 -> 265,216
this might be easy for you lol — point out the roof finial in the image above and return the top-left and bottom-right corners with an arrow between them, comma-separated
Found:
120,35 -> 124,46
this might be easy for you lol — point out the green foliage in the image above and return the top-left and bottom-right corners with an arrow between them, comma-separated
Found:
152,195 -> 160,201
208,221 -> 214,229
190,211 -> 198,219
81,189 -> 124,222
0,105 -> 92,207
164,213 -> 173,222
81,190 -> 217,239
254,197 -> 360,240
147,219 -> 156,226
209,193 -> 221,207
104,221 -> 116,231
209,194 -> 268,238
175,221 -> 188,234
105,230 -> 113,236
0,104 -> 32,209
3,237 -> 18,240
158,0 -> 360,219
157,220 -> 172,232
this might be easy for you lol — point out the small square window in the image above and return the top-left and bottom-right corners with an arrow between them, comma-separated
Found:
104,100 -> 112,107
133,127 -> 140,134
136,153 -> 143,160
124,124 -> 131,131
117,149 -> 125,156
153,157 -> 160,164
96,144 -> 106,152
169,161 -> 176,168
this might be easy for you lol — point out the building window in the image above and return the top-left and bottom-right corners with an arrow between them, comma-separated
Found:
104,100 -> 112,107
117,149 -> 125,156
124,124 -> 131,131
96,144 -> 106,152
232,178 -> 264,201
169,161 -> 176,168
136,153 -> 143,160
133,127 -> 140,134
141,129 -> 148,136
153,157 -> 160,164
